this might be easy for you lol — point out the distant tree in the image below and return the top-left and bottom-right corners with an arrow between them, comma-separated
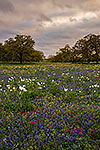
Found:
73,37 -> 92,63
4,35 -> 44,63
0,43 -> 3,61
4,38 -> 16,62
73,34 -> 100,63
83,34 -> 100,63
73,39 -> 87,62
52,44 -> 73,62
59,44 -> 74,62
31,50 -> 44,62
4,35 -> 35,63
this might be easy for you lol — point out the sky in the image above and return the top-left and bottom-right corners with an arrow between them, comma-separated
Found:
0,0 -> 100,57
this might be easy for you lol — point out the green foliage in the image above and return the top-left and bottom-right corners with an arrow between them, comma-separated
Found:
50,34 -> 100,63
0,64 -> 100,149
0,33 -> 100,63
1,35 -> 44,63
0,43 -> 5,61
47,83 -> 62,96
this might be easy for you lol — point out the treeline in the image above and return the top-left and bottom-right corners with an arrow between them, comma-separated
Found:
0,35 -> 44,64
0,33 -> 100,64
48,34 -> 100,63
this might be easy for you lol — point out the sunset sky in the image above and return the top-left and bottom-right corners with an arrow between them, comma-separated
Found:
0,0 -> 100,57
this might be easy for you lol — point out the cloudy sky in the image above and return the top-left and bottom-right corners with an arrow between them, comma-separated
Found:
0,0 -> 100,57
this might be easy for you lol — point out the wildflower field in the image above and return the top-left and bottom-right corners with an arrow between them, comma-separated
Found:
0,63 -> 100,150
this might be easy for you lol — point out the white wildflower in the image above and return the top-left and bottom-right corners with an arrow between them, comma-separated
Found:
38,87 -> 42,89
37,82 -> 41,86
32,79 -> 35,81
81,76 -> 84,78
21,79 -> 24,82
94,84 -> 99,88
64,88 -> 68,92
6,85 -> 10,87
6,85 -> 10,89
19,86 -> 27,92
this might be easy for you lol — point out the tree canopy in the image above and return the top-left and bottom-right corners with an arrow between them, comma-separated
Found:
50,34 -> 100,63
0,33 -> 100,63
0,35 -> 44,63
51,44 -> 73,62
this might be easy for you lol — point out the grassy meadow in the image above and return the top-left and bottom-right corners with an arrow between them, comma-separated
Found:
0,63 -> 100,150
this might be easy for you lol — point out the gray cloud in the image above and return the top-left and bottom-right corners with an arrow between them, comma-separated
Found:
0,29 -> 17,39
0,0 -> 100,56
0,0 -> 15,13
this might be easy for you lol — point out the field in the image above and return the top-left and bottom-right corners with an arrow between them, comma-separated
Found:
0,63 -> 100,150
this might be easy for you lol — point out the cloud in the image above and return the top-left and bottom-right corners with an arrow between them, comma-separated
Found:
0,0 -> 100,56
0,0 -> 15,13
0,29 -> 16,39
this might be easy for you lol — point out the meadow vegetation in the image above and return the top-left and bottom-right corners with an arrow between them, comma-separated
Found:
0,63 -> 100,149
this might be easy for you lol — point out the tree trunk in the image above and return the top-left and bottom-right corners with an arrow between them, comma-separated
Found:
95,51 -> 98,64
96,57 -> 98,64
20,52 -> 22,64
88,58 -> 90,63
